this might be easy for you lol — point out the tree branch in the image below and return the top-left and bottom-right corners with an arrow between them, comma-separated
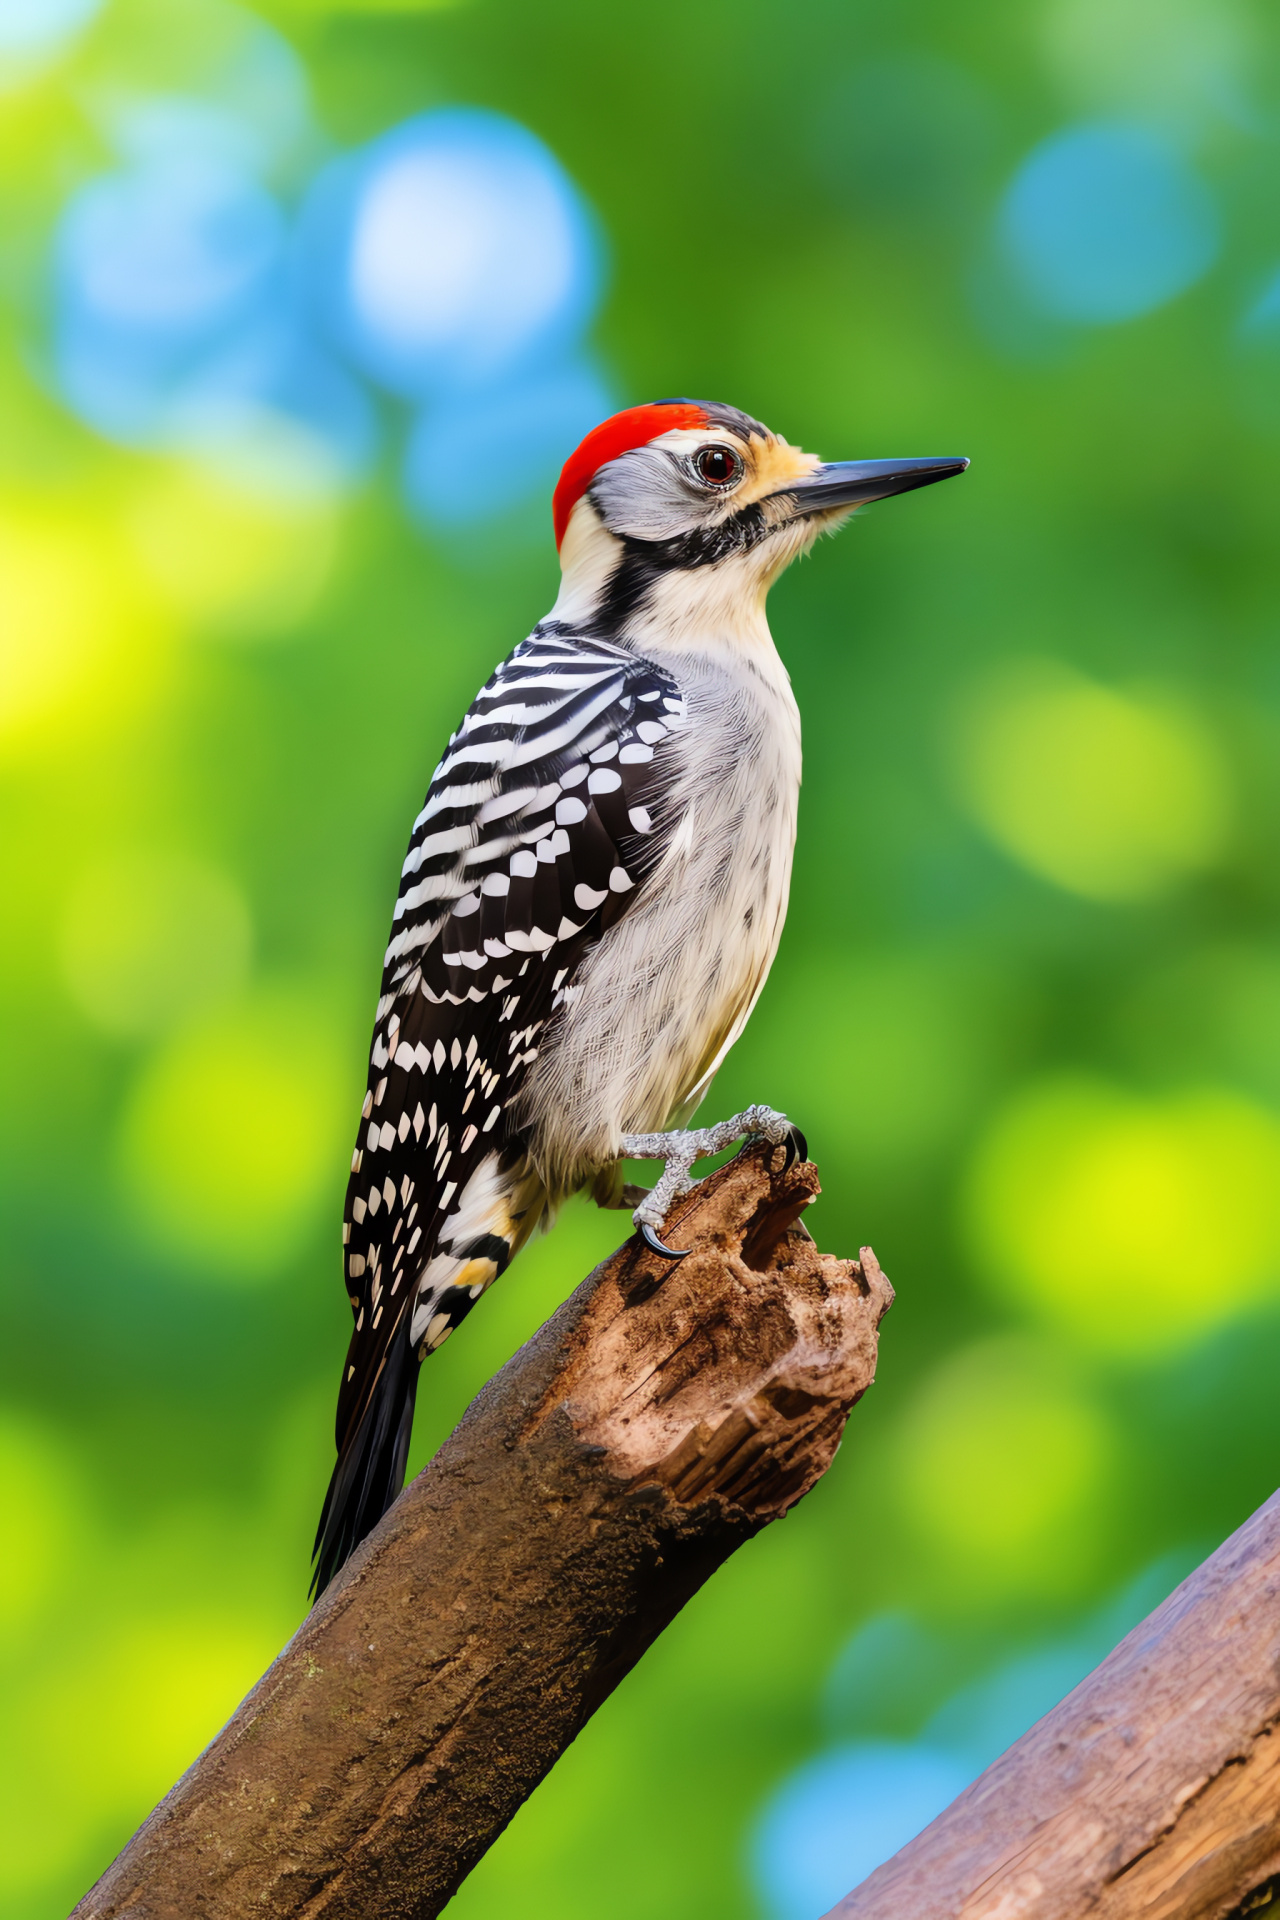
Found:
827,1487 -> 1280,1920
74,1144 -> 891,1920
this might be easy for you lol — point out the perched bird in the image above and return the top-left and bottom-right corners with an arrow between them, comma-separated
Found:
313,399 -> 966,1593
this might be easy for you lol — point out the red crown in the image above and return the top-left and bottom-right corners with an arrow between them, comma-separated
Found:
553,401 -> 708,550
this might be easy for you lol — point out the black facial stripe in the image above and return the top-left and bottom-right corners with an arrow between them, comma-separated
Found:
658,503 -> 769,569
589,503 -> 771,634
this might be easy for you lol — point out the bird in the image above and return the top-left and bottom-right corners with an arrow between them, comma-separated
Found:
312,399 -> 966,1594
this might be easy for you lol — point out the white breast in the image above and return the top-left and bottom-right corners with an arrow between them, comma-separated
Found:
524,617 -> 802,1186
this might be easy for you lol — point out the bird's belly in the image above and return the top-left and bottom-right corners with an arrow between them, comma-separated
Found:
521,664 -> 801,1189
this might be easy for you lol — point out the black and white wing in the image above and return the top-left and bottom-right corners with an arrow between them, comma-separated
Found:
313,630 -> 688,1592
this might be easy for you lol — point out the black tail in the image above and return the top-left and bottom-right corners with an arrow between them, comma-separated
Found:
311,1327 -> 419,1600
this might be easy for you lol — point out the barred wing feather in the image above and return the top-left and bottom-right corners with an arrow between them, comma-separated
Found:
312,633 -> 687,1592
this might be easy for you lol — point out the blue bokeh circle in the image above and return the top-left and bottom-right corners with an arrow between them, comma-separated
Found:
999,123 -> 1219,325
750,1742 -> 971,1920
302,106 -> 604,401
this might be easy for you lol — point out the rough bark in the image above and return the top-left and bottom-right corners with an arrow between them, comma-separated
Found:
74,1143 -> 891,1920
827,1487 -> 1280,1920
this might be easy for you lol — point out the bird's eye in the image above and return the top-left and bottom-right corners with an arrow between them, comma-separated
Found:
693,444 -> 743,487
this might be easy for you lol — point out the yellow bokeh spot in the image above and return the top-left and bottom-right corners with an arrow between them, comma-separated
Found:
0,504 -> 169,751
965,1076 -> 1280,1355
119,991 -> 346,1280
0,1413 -> 81,1631
952,658 -> 1230,901
40,1613 -> 278,1817
126,461 -> 339,637
59,847 -> 252,1038
895,1339 -> 1111,1599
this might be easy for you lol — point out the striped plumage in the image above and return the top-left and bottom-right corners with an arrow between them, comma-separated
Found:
314,635 -> 686,1586
313,401 -> 967,1594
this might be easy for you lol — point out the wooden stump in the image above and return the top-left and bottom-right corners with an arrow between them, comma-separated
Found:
75,1143 -> 891,1920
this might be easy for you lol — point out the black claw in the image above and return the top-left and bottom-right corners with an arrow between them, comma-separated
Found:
781,1123 -> 809,1172
640,1220 -> 691,1260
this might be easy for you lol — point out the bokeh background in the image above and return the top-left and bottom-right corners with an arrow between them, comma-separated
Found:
4,0 -> 1280,1912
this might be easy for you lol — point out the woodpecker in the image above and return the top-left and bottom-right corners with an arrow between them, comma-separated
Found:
313,399 -> 966,1593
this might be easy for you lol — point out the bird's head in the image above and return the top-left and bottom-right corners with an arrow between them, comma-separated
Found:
549,399 -> 967,647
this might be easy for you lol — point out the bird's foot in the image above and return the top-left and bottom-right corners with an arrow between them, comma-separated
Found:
620,1106 -> 808,1258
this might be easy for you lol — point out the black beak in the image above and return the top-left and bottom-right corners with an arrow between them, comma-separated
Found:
772,455 -> 969,517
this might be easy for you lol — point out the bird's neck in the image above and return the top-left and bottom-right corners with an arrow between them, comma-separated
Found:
547,502 -> 781,665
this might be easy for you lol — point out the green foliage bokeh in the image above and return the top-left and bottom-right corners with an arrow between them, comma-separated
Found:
3,0 -> 1280,1913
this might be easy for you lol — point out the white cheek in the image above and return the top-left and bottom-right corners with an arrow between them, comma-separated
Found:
550,499 -> 622,622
